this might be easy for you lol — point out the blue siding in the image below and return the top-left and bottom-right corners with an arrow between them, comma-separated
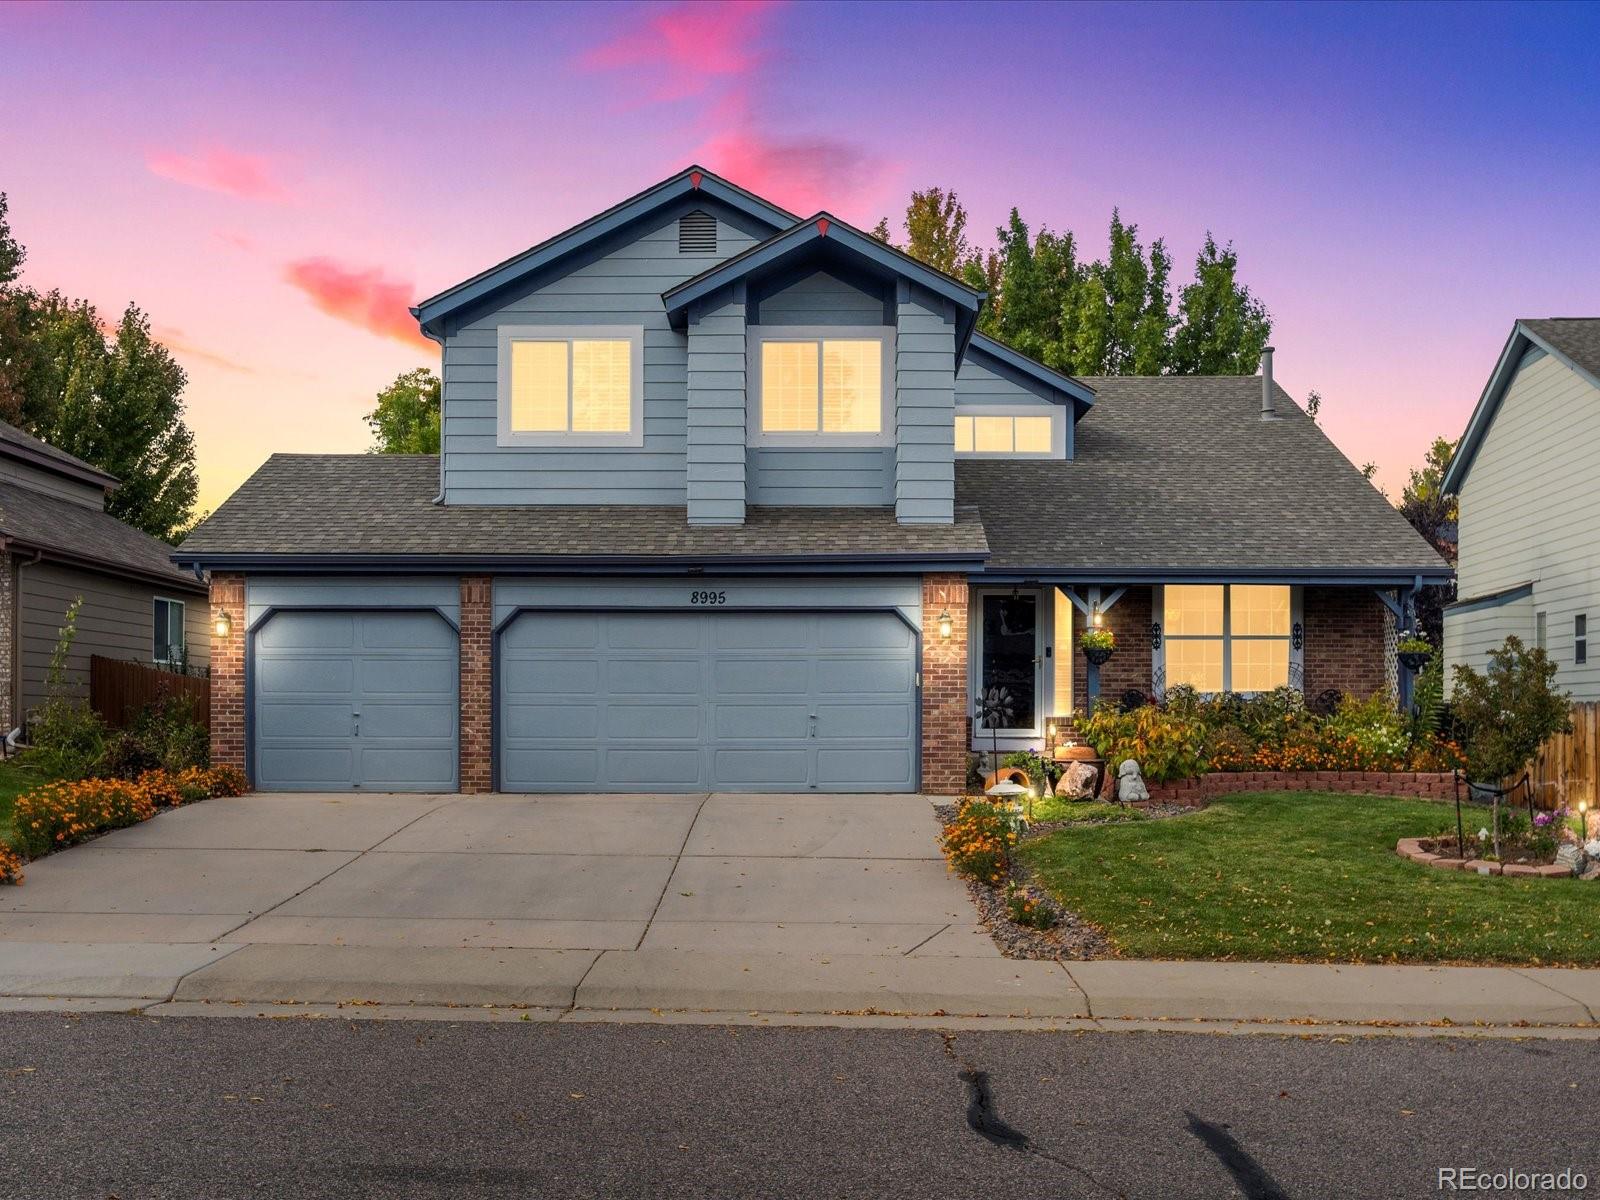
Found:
954,359 -> 1055,407
440,208 -> 759,505
756,271 -> 883,326
746,447 -> 894,506
686,290 -> 747,524
894,287 -> 956,524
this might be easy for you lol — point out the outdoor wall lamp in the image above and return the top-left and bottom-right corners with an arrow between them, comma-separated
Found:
937,609 -> 953,639
214,610 -> 232,639
1091,605 -> 1103,628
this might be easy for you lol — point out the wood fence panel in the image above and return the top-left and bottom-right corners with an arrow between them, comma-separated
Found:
88,655 -> 210,731
1513,701 -> 1599,811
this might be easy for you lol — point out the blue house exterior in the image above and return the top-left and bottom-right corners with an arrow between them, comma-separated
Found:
178,167 -> 1448,796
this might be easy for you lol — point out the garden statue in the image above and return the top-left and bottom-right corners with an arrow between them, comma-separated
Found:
1117,758 -> 1149,803
1057,760 -> 1098,800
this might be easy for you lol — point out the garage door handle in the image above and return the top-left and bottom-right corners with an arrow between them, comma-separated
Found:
809,713 -> 817,739
352,711 -> 360,738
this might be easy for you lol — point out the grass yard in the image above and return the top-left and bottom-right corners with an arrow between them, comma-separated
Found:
0,757 -> 53,850
1026,796 -> 1145,825
1019,791 -> 1599,966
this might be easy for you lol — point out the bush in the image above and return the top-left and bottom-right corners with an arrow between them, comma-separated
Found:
1080,703 -> 1206,782
12,779 -> 155,858
27,596 -> 108,780
100,693 -> 209,778
1323,692 -> 1411,767
0,846 -> 22,886
204,765 -> 249,797
1000,750 -> 1059,787
1204,725 -> 1256,771
1451,636 -> 1571,782
1005,882 -> 1059,930
940,800 -> 1018,885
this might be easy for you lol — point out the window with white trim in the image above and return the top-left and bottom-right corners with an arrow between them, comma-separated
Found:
1162,584 -> 1293,693
153,597 -> 186,667
749,328 -> 892,445
954,409 -> 1062,457
496,325 -> 644,447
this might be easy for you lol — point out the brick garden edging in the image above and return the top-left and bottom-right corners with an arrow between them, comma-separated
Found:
1136,770 -> 1459,806
1394,837 -> 1573,879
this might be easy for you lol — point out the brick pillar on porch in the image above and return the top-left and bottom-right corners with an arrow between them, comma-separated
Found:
459,576 -> 494,794
1302,587 -> 1388,699
922,573 -> 969,795
209,572 -> 246,776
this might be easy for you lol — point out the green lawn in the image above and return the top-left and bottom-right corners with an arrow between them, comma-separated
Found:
0,757 -> 53,850
1026,797 -> 1145,826
1019,791 -> 1598,966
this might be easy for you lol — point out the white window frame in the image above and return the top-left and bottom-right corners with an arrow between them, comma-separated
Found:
953,404 -> 1066,459
153,596 -> 186,667
746,325 -> 895,448
1152,584 -> 1303,696
496,324 -> 645,448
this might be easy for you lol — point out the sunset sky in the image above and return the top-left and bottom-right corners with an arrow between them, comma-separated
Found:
2,0 -> 1596,513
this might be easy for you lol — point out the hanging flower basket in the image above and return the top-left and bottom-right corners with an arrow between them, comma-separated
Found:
1398,650 -> 1431,672
1080,628 -> 1115,666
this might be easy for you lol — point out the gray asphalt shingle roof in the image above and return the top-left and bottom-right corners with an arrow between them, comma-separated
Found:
0,480 -> 202,588
954,376 -> 1447,574
0,419 -> 118,486
176,455 -> 989,562
1523,318 -> 1600,381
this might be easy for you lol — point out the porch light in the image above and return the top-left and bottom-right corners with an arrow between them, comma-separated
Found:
937,609 -> 953,639
1091,605 -> 1104,628
214,610 -> 232,639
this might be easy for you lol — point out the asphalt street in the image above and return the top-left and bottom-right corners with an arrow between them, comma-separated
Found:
0,1013 -> 1594,1199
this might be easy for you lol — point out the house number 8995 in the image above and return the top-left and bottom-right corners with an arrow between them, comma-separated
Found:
690,590 -> 727,605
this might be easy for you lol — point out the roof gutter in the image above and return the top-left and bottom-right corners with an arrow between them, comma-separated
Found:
169,550 -> 990,576
13,537 -> 207,593
971,564 -> 1454,586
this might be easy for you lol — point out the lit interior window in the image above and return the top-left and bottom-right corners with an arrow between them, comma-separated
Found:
510,338 -> 632,434
1164,584 -> 1292,693
761,338 -> 882,435
953,411 -> 1058,456
822,340 -> 881,433
510,341 -> 568,432
954,416 -> 974,453
1014,416 -> 1053,453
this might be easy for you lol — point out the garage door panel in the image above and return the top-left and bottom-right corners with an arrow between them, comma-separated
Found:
256,612 -> 355,651
257,701 -> 353,739
257,657 -> 355,696
358,613 -> 456,649
258,747 -> 354,788
359,703 -> 457,740
359,657 -> 454,695
359,747 -> 456,787
499,609 -> 917,793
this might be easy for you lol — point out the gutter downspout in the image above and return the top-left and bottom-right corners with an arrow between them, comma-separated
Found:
420,324 -> 447,505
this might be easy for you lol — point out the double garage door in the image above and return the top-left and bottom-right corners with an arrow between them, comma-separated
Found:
252,607 -> 918,793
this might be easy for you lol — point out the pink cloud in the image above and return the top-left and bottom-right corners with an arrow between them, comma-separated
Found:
580,0 -> 776,102
153,326 -> 255,374
694,128 -> 885,216
146,145 -> 292,204
283,257 -> 432,351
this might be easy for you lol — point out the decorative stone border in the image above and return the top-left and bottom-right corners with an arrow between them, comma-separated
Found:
1135,770 -> 1458,805
1395,837 -> 1573,879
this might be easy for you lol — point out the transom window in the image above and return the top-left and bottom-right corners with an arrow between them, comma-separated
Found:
497,326 -> 644,447
954,411 -> 1058,457
749,328 -> 891,445
153,598 -> 186,667
1163,584 -> 1292,693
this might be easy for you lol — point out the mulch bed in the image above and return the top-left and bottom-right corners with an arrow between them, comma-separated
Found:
936,800 -> 1197,961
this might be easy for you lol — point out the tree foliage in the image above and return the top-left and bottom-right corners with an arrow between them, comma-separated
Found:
1398,435 -> 1459,646
878,187 -> 1271,376
0,194 -> 200,542
365,367 -> 441,454
1450,636 -> 1570,782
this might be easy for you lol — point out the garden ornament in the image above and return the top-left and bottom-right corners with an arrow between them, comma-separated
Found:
1117,758 -> 1149,804
1058,760 -> 1099,800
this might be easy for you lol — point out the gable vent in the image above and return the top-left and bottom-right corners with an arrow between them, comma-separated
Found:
678,210 -> 717,255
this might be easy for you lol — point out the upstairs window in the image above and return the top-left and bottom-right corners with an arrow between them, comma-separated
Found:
497,326 -> 644,447
1163,584 -> 1292,693
954,410 -> 1060,457
153,597 -> 186,667
749,329 -> 891,446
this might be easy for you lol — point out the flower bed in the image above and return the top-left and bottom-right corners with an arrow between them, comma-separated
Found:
1396,837 -> 1577,879
1139,770 -> 1460,804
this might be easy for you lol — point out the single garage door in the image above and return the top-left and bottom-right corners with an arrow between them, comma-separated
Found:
253,610 -> 458,791
498,610 -> 918,792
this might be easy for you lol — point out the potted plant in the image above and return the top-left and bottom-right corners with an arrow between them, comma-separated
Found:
1397,632 -> 1432,673
1080,627 -> 1115,666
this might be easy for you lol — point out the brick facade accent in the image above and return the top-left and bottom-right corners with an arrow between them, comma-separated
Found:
921,573 -> 969,795
208,573 -> 246,776
1303,586 -> 1390,701
1071,586 -> 1153,712
458,576 -> 493,794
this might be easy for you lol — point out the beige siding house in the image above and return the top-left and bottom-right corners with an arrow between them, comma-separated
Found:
0,420 -> 209,732
1443,318 -> 1600,696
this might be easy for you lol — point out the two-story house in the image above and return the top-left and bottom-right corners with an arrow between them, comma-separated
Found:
176,167 -> 1447,794
1442,318 -> 1600,696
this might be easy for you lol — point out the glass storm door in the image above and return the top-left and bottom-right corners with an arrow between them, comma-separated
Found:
978,593 -> 1040,734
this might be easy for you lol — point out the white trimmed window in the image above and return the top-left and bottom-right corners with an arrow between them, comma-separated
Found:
153,597 -> 186,667
497,325 -> 644,447
1160,584 -> 1297,694
953,407 -> 1064,458
748,327 -> 893,446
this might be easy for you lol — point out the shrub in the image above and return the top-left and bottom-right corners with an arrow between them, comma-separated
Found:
1323,692 -> 1411,767
940,800 -> 1018,886
27,597 -> 108,780
1001,750 -> 1060,787
204,765 -> 249,797
1005,882 -> 1059,930
0,846 -> 22,886
1204,724 -> 1256,771
1451,636 -> 1571,783
1081,703 -> 1206,782
101,693 -> 209,778
12,779 -> 155,858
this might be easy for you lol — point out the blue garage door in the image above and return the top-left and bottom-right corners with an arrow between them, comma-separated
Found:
253,610 -> 458,792
498,610 -> 917,792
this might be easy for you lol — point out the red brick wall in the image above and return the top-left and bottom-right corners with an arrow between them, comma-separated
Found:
459,576 -> 493,794
208,573 -> 246,776
1303,587 -> 1390,700
922,574 -> 969,794
1071,587 -> 1153,712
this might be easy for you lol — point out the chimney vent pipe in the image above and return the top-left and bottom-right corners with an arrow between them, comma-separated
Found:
1260,346 -> 1276,419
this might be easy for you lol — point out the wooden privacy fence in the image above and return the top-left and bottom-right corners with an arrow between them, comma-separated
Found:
89,656 -> 210,731
1512,701 -> 1600,812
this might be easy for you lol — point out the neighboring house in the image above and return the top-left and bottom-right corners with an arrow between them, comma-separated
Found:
0,420 -> 210,732
176,166 -> 1447,795
1442,318 -> 1600,696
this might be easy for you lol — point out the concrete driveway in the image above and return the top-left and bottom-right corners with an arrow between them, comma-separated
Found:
0,792 -> 994,958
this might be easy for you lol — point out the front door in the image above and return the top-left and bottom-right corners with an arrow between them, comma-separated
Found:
975,592 -> 1041,737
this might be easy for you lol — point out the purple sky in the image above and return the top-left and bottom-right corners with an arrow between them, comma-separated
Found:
2,0 -> 1596,511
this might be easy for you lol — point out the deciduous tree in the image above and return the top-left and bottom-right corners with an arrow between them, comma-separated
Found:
365,367 -> 441,454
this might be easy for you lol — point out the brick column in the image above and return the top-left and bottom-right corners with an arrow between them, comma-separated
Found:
208,572 -> 246,775
459,576 -> 493,794
1303,587 -> 1388,700
921,573 -> 969,795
